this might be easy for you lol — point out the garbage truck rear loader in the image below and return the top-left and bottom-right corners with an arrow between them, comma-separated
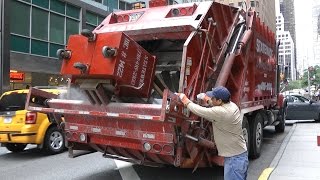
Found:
26,1 -> 286,170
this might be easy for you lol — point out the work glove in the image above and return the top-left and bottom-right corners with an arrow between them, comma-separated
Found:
175,93 -> 191,106
197,93 -> 213,106
196,93 -> 211,102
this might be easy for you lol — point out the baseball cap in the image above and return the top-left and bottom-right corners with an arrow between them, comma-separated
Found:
206,86 -> 231,101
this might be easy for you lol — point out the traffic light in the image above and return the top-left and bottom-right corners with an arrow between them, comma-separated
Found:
280,73 -> 285,81
132,2 -> 146,9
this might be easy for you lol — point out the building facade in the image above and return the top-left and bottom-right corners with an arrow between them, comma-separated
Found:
312,0 -> 320,66
276,13 -> 296,81
279,0 -> 297,78
1,0 -> 136,93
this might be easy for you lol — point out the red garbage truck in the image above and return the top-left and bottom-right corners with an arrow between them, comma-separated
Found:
26,0 -> 286,170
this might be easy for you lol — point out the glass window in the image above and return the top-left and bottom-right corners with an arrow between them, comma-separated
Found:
106,0 -> 119,11
66,18 -> 79,42
66,4 -> 80,19
31,39 -> 48,56
103,0 -> 108,6
32,0 -> 49,9
0,93 -> 27,111
49,43 -> 64,58
125,2 -> 131,10
93,0 -> 102,3
86,24 -> 96,31
119,1 -> 126,10
32,8 -> 48,40
86,11 -> 97,25
10,35 -> 30,53
98,16 -> 105,24
50,0 -> 65,14
50,14 -> 65,44
251,1 -> 255,7
22,0 -> 31,2
10,1 -> 30,36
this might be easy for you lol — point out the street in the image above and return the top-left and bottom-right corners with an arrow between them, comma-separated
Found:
0,125 -> 292,180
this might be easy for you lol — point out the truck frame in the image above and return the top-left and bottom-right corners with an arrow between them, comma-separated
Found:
26,1 -> 286,170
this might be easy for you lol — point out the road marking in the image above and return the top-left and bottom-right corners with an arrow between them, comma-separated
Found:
258,167 -> 274,180
114,160 -> 140,180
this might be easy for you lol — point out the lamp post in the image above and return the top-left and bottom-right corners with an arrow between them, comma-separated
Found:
308,68 -> 311,97
307,66 -> 314,97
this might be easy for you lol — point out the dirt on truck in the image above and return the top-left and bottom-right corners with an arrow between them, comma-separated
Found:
26,0 -> 286,170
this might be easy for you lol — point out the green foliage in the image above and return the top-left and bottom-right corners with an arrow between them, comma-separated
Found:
287,80 -> 303,90
301,65 -> 320,87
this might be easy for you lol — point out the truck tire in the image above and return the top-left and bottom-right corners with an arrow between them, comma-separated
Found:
250,112 -> 263,159
5,143 -> 27,152
242,116 -> 250,155
275,108 -> 286,133
43,126 -> 65,155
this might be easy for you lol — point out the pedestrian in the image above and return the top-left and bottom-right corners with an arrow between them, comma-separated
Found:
176,86 -> 248,180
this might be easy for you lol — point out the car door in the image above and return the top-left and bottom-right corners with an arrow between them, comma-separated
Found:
286,95 -> 318,120
286,95 -> 301,119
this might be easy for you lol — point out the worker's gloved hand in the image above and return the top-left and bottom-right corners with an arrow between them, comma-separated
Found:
196,93 -> 211,102
175,93 -> 191,106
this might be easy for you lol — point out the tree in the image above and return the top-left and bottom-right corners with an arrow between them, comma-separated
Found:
301,65 -> 320,88
287,80 -> 303,90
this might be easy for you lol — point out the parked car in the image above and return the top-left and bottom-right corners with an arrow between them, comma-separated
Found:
285,94 -> 320,121
0,87 -> 66,154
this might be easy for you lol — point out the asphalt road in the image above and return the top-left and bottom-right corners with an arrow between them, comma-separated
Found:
0,125 -> 292,180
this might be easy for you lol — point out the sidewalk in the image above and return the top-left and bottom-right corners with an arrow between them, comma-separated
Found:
265,122 -> 320,180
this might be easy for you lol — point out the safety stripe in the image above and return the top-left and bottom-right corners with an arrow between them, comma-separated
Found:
258,168 -> 274,180
65,122 -> 174,143
28,106 -> 161,121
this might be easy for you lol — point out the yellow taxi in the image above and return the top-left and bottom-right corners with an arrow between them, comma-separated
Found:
0,87 -> 66,154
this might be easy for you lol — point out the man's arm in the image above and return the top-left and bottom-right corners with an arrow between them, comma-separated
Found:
187,102 -> 222,122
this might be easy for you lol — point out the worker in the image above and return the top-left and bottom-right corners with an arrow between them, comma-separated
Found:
175,86 -> 248,180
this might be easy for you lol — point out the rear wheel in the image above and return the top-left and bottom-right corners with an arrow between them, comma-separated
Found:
275,108 -> 286,133
250,112 -> 263,159
5,143 -> 27,152
43,126 -> 65,154
242,116 -> 250,154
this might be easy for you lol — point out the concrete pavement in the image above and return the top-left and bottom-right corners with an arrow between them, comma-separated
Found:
260,122 -> 320,180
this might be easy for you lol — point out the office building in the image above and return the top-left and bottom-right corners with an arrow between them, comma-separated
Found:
1,0 -> 135,92
312,0 -> 320,66
279,0 -> 297,78
276,13 -> 296,80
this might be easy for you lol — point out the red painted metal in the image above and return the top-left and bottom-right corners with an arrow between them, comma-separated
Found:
149,0 -> 167,7
25,1 -> 282,170
318,135 -> 320,146
62,32 -> 156,98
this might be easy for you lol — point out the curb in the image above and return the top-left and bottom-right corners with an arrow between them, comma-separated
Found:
258,123 -> 297,180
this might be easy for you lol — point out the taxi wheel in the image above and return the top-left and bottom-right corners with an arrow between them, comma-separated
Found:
5,143 -> 27,153
43,126 -> 65,155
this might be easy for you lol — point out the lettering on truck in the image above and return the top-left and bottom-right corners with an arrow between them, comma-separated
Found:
116,37 -> 130,78
139,55 -> 148,87
131,49 -> 142,86
256,39 -> 273,57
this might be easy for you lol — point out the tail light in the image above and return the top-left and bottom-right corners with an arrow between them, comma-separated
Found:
25,112 -> 37,124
